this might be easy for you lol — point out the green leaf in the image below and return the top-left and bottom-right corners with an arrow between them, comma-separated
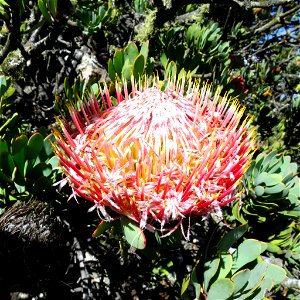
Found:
49,0 -> 57,18
92,219 -> 118,237
264,174 -> 283,187
218,224 -> 249,252
38,0 -> 53,23
0,140 -> 14,175
206,278 -> 234,300
254,185 -> 265,196
108,58 -> 116,82
254,172 -> 268,186
47,156 -> 59,169
0,75 -> 10,96
266,243 -> 283,254
232,201 -> 247,224
252,276 -> 273,299
232,239 -> 263,273
27,132 -> 44,160
14,181 -> 26,193
31,162 -> 52,178
121,59 -> 133,81
165,60 -> 177,79
203,256 -> 220,291
124,42 -> 139,64
113,49 -> 124,78
133,54 -> 145,79
231,269 -> 251,293
261,151 -> 278,170
244,261 -> 268,291
264,183 -> 285,194
160,53 -> 168,69
190,260 -> 201,299
217,253 -> 233,279
32,176 -> 51,193
265,263 -> 286,285
140,40 -> 149,64
0,112 -> 18,134
181,274 -> 190,296
38,134 -> 55,161
12,135 -> 28,177
120,216 -> 146,250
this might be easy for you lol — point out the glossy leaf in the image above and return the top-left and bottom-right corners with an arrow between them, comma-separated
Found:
133,54 -> 145,79
27,132 -> 44,160
12,135 -> 28,177
38,0 -> 53,23
140,40 -> 149,65
113,49 -> 124,77
0,140 -> 14,174
108,59 -> 116,82
218,224 -> 249,252
121,59 -> 133,81
124,42 -> 139,64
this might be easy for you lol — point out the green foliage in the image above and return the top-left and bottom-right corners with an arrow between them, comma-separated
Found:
54,77 -> 102,116
158,20 -> 231,87
108,40 -> 153,82
74,1 -> 116,35
0,130 -> 59,204
0,76 -> 59,207
38,0 -> 57,23
240,151 -> 299,219
120,216 -> 146,250
133,0 -> 149,14
181,226 -> 286,299
0,0 -> 9,18
0,75 -> 15,115
233,151 -> 299,257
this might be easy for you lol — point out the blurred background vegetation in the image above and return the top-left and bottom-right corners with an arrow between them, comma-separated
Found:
0,1 -> 299,299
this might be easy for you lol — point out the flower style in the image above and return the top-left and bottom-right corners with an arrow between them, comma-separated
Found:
52,77 -> 256,233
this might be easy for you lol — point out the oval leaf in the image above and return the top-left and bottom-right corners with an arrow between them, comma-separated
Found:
133,54 -> 145,79
27,132 -> 44,160
12,135 -> 28,177
265,263 -> 286,285
108,58 -> 116,82
203,256 -> 220,291
124,42 -> 139,64
231,269 -> 251,293
254,185 -> 265,196
113,49 -> 124,77
120,216 -> 146,250
232,239 -> 263,273
206,278 -> 234,300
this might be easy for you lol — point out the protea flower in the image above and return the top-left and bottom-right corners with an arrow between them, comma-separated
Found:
52,77 -> 255,234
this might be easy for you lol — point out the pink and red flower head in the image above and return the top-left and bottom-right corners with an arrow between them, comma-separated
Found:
52,77 -> 256,233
